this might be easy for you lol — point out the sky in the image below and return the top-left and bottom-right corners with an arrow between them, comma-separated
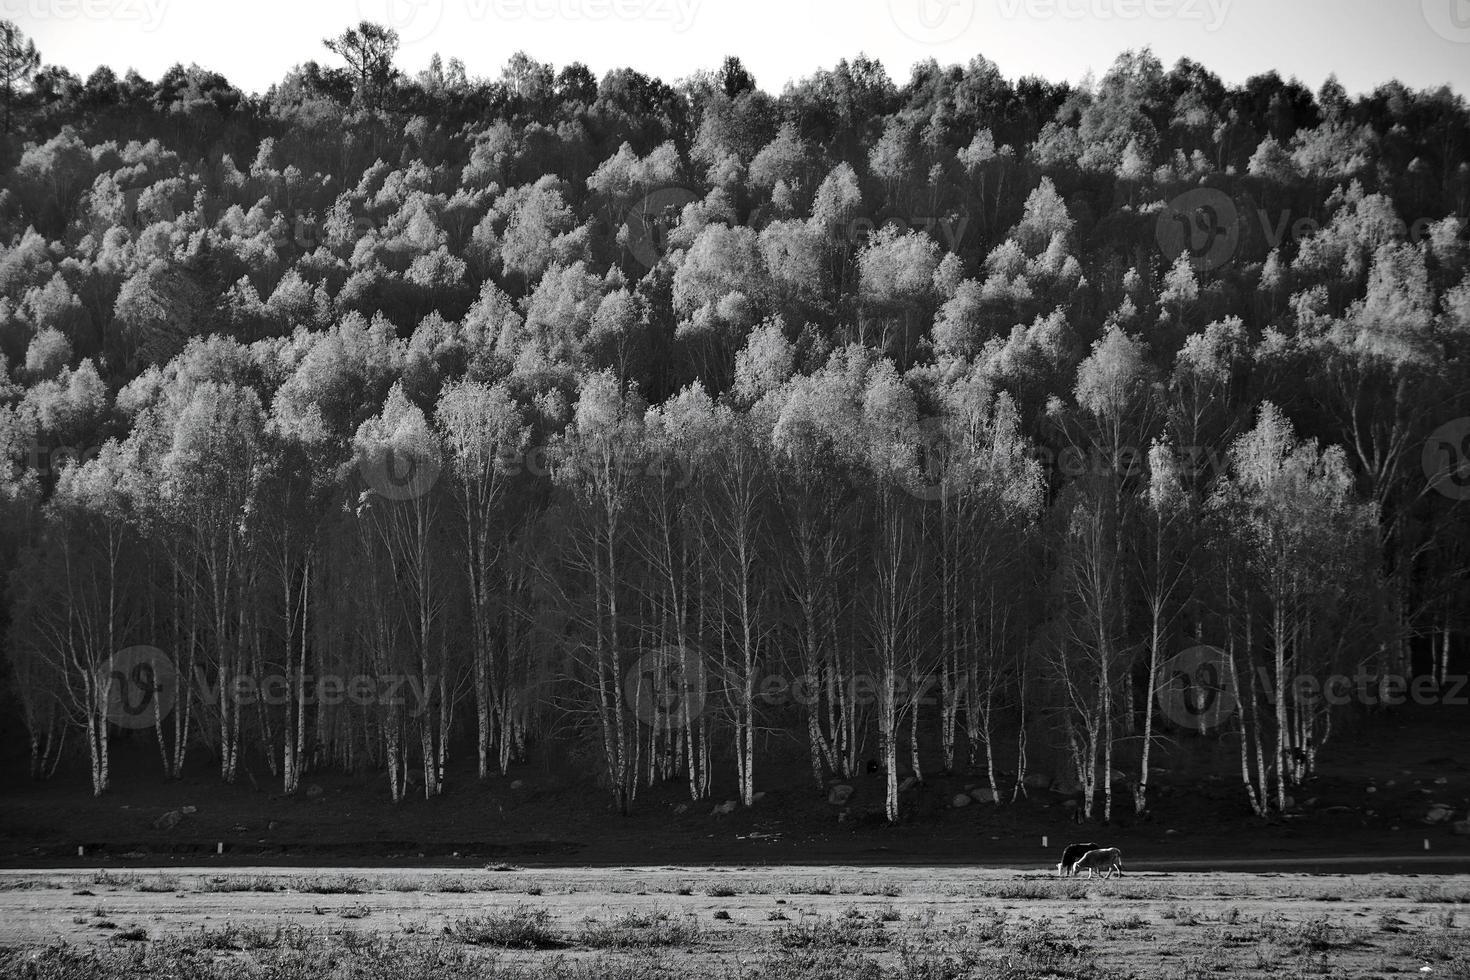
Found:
7,0 -> 1470,99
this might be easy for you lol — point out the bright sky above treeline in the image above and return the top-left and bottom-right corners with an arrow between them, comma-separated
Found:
11,0 -> 1470,98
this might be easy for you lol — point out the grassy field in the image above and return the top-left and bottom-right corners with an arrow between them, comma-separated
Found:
1,866 -> 1468,978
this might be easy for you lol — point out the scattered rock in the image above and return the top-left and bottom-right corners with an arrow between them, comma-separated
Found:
898,776 -> 918,793
711,800 -> 738,817
951,793 -> 971,808
752,791 -> 766,803
304,784 -> 324,799
1435,776 -> 1449,785
267,820 -> 279,831
1062,799 -> 1078,810
180,806 -> 197,815
970,787 -> 997,804
1165,829 -> 1180,836
1453,820 -> 1470,836
153,810 -> 183,831
1426,805 -> 1455,825
673,803 -> 689,815
1022,773 -> 1052,791
509,780 -> 524,790
1323,805 -> 1354,814
827,784 -> 854,806
1366,786 -> 1378,794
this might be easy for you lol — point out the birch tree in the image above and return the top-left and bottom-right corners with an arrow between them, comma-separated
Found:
1212,402 -> 1378,810
353,384 -> 451,799
550,371 -> 647,814
436,379 -> 530,779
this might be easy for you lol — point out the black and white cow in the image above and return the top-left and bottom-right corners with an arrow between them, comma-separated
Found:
1056,841 -> 1100,876
1071,847 -> 1125,879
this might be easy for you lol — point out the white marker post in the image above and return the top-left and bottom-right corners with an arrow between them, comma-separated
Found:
1043,836 -> 1049,848
76,846 -> 83,857
217,842 -> 224,855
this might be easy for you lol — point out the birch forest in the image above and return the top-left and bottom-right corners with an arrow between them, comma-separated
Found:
1,21 -> 1468,822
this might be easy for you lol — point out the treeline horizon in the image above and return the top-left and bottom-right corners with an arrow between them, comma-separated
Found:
0,21 -> 1467,823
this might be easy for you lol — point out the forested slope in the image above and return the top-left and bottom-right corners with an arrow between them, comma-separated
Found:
1,24 -> 1468,823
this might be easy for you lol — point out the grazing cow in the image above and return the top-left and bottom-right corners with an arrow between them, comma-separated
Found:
1056,842 -> 1099,876
1071,847 -> 1125,879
